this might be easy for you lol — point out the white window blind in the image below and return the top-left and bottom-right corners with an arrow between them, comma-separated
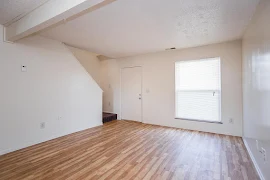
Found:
175,58 -> 221,122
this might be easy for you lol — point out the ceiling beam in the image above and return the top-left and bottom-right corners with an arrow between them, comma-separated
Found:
4,0 -> 116,42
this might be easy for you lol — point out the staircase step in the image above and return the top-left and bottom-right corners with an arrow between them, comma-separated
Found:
103,112 -> 117,123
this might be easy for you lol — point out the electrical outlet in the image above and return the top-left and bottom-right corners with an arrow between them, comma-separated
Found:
40,122 -> 45,129
229,118 -> 234,124
261,148 -> 267,162
58,116 -> 62,120
21,65 -> 27,72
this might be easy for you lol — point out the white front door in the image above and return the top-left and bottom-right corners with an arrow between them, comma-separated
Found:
121,67 -> 142,122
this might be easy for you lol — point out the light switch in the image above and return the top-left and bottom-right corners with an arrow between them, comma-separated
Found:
21,65 -> 27,72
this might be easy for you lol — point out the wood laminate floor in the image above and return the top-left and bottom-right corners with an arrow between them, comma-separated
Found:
0,120 -> 258,180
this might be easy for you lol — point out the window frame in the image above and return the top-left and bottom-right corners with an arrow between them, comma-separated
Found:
174,57 -> 222,124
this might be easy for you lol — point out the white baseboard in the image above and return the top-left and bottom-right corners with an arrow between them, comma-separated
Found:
0,123 -> 102,156
243,138 -> 265,180
103,111 -> 115,114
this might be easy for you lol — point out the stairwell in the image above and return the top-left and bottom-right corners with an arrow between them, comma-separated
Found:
66,45 -> 117,124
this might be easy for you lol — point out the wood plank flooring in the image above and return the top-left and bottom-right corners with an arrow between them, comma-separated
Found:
0,120 -> 259,180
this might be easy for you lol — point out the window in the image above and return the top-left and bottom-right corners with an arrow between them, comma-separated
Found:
175,57 -> 221,122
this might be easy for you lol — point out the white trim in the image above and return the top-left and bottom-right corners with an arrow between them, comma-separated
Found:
0,122 -> 103,156
0,148 -> 18,156
3,27 -> 14,44
243,138 -> 265,180
103,111 -> 115,114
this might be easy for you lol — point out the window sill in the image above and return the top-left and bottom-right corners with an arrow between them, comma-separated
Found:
175,118 -> 223,124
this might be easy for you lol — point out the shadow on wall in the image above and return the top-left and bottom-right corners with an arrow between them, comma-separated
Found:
101,59 -> 120,117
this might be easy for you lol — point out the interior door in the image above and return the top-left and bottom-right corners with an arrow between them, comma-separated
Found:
121,67 -> 142,122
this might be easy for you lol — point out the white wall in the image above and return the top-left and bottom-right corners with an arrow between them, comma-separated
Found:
0,25 -> 103,155
242,0 -> 270,179
101,40 -> 243,136
68,46 -> 102,87
101,59 -> 121,115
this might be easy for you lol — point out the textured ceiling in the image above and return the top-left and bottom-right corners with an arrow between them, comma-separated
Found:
40,0 -> 258,58
0,0 -> 49,25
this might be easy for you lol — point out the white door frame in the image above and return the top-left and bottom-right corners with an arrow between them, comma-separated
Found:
120,66 -> 143,122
